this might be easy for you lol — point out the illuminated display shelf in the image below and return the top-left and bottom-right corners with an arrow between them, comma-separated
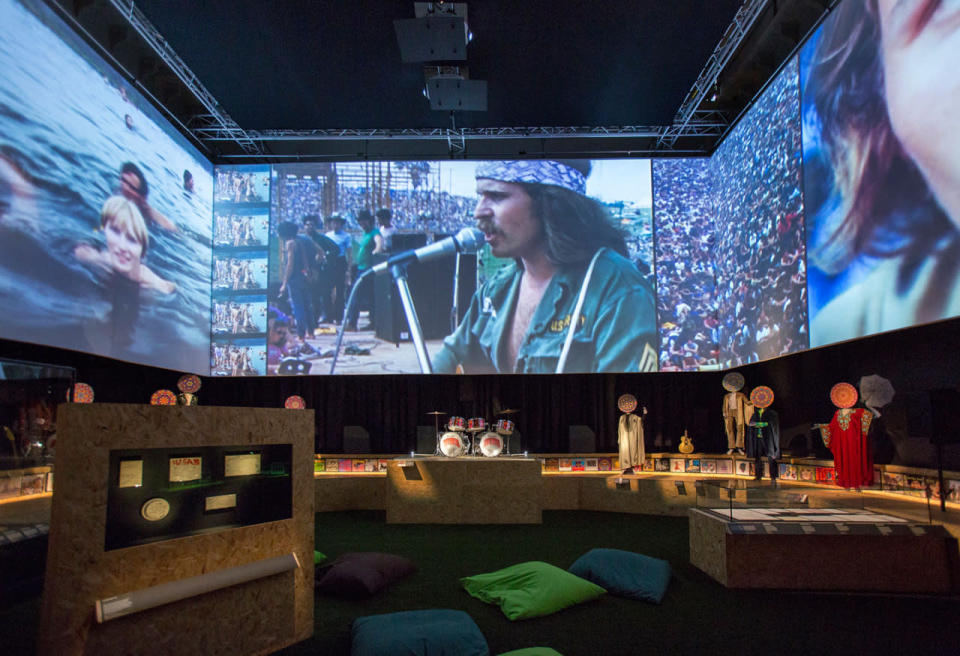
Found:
312,453 -> 960,506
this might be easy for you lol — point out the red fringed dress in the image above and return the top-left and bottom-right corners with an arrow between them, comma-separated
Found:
818,408 -> 873,488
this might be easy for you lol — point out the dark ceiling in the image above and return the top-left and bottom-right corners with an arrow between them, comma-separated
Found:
57,0 -> 835,161
134,0 -> 742,130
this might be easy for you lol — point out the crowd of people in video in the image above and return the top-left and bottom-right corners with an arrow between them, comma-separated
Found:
209,342 -> 260,376
711,58 -> 807,366
213,213 -> 265,247
212,301 -> 263,335
653,158 -> 720,371
213,257 -> 264,291
214,170 -> 267,203
335,186 -> 473,234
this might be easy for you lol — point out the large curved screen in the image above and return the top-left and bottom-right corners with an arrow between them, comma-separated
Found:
801,0 -> 960,347
0,0 -> 213,373
212,159 -> 657,375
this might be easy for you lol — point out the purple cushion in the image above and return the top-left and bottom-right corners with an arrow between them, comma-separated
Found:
315,552 -> 416,599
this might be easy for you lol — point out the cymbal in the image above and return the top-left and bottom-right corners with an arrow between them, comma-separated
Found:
497,408 -> 520,415
425,410 -> 447,415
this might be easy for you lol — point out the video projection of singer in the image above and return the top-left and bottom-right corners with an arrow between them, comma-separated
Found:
802,0 -> 960,347
258,159 -> 657,375
0,0 -> 214,374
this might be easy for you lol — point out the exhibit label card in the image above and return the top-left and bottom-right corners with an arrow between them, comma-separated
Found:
205,493 -> 237,511
118,459 -> 143,488
224,453 -> 261,477
169,456 -> 202,483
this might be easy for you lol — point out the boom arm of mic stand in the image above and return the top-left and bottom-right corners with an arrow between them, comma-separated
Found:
329,268 -> 373,375
390,262 -> 433,374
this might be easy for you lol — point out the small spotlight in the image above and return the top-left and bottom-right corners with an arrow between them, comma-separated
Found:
709,83 -> 719,102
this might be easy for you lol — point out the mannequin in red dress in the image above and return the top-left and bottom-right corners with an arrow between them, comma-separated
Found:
817,382 -> 874,489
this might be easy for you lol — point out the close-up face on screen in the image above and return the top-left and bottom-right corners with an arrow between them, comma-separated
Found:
801,0 -> 960,347
0,0 -> 213,373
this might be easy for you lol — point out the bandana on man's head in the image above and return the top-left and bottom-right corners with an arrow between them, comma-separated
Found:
475,160 -> 586,195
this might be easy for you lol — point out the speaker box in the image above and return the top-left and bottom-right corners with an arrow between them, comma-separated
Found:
929,389 -> 960,444
416,426 -> 437,455
569,425 -> 596,453
342,426 -> 370,454
374,233 -> 477,343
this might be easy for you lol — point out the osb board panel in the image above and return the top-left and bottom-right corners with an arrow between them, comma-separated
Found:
725,532 -> 958,593
688,509 -> 728,585
579,477 -> 695,516
39,403 -> 314,656
541,476 -> 581,510
385,457 -> 542,524
315,475 -> 386,511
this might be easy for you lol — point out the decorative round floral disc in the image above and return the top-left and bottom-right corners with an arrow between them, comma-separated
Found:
617,394 -> 638,413
722,372 -> 745,392
830,382 -> 858,409
150,389 -> 177,406
71,382 -> 94,403
177,374 -> 201,393
285,395 -> 306,409
749,385 -> 775,409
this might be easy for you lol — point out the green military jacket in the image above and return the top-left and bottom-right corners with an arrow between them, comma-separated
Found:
433,249 -> 657,374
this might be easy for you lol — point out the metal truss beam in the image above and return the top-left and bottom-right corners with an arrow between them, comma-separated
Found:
107,0 -> 261,154
194,125 -> 672,142
658,0 -> 769,149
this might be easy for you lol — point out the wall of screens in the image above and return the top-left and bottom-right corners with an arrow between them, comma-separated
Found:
3,0 -> 956,377
0,0 -> 213,374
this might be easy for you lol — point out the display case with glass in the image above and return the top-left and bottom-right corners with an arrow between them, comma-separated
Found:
0,358 -> 75,473
693,478 -> 911,525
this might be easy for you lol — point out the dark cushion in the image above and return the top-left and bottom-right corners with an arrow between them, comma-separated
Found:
568,548 -> 671,603
498,649 -> 564,656
351,609 -> 489,656
461,561 -> 605,621
315,552 -> 416,599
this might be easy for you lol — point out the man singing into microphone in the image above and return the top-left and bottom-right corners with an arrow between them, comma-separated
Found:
432,160 -> 657,374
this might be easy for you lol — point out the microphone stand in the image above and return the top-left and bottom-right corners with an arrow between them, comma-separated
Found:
390,262 -> 433,374
450,251 -> 461,333
329,268 -> 373,375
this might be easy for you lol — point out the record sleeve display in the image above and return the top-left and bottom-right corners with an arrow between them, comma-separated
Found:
105,444 -> 292,550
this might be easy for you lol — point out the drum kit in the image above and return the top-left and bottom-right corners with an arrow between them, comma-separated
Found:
426,409 -> 518,457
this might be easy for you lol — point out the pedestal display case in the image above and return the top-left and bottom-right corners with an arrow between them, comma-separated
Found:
39,404 -> 314,656
690,480 -> 959,593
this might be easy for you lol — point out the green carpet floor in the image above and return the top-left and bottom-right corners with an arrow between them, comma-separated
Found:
3,510 -> 958,655
277,510 -> 959,656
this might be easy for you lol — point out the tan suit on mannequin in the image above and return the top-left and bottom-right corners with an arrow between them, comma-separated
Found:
618,410 -> 645,471
722,392 -> 753,453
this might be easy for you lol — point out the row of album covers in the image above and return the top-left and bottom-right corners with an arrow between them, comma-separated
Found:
313,456 -> 960,503
0,470 -> 52,502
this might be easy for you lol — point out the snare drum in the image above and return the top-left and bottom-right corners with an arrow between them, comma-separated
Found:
478,432 -> 504,457
495,419 -> 514,435
447,416 -> 466,431
440,431 -> 469,457
467,417 -> 486,432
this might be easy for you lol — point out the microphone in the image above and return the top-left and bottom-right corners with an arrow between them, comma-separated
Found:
371,227 -> 485,274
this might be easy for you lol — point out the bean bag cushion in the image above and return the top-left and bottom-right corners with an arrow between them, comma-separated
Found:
568,548 -> 671,603
460,561 -> 605,621
315,552 -> 416,599
351,609 -> 489,656
498,649 -> 563,656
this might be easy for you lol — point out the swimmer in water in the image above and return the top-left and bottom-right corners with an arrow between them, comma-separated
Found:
74,195 -> 176,294
119,162 -> 178,232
